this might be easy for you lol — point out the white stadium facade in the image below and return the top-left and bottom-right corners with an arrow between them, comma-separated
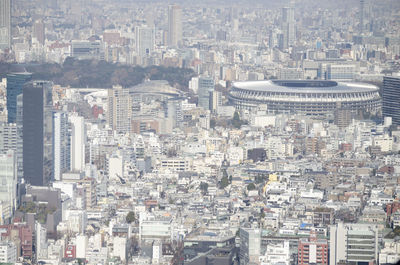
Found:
228,80 -> 381,116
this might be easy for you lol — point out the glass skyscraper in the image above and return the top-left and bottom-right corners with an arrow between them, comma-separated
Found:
22,81 -> 53,186
6,72 -> 32,123
382,76 -> 400,126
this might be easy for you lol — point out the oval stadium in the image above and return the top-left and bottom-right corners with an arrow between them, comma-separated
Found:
228,80 -> 381,116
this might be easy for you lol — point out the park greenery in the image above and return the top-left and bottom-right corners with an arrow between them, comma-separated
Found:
0,58 -> 195,90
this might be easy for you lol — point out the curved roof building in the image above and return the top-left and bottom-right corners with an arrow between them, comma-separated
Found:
229,80 -> 381,116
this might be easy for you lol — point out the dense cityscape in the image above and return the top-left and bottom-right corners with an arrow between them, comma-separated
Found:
0,0 -> 399,264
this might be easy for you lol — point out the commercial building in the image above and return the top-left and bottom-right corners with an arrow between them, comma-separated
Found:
0,0 -> 11,50
239,226 -> 261,265
229,80 -> 381,116
183,229 -> 236,265
135,25 -> 155,59
281,5 -> 295,49
198,77 -> 214,111
0,150 -> 17,224
382,76 -> 400,126
0,241 -> 16,263
22,81 -> 53,186
329,222 -> 379,265
107,85 -> 132,133
71,40 -> 102,60
6,72 -> 32,123
297,233 -> 328,265
168,4 -> 182,47
53,112 -> 70,181
69,114 -> 85,172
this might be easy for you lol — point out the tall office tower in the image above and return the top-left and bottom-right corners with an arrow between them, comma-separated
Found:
197,77 -> 214,111
383,76 -> 400,126
281,5 -> 295,49
53,112 -> 70,181
33,20 -> 45,45
22,81 -> 53,186
6,72 -> 32,123
69,114 -> 85,172
0,0 -> 11,50
107,85 -> 132,133
135,25 -> 155,59
0,150 -> 17,224
330,222 -> 379,265
359,0 -> 365,33
168,4 -> 182,47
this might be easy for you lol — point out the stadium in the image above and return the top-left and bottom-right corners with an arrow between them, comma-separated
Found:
228,80 -> 381,116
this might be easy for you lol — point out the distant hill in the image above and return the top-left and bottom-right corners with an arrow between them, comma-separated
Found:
0,58 -> 196,91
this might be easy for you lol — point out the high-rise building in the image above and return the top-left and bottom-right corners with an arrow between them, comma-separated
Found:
53,112 -> 70,181
6,72 -> 32,123
330,222 -> 379,265
22,81 -> 53,186
135,25 -> 155,59
382,76 -> 400,126
281,5 -> 295,49
239,226 -> 261,264
168,4 -> 182,47
33,20 -> 45,45
0,150 -> 17,224
69,114 -> 85,172
0,0 -> 11,50
197,77 -> 214,111
298,232 -> 328,265
107,85 -> 132,133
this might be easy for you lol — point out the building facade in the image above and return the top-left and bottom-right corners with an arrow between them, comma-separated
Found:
22,81 -> 53,186
382,76 -> 400,126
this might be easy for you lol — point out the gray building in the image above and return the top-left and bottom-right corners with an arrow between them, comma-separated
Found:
0,0 -> 11,50
382,76 -> 400,126
22,81 -> 53,186
198,77 -> 214,111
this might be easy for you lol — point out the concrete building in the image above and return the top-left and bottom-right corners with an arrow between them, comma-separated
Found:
198,76 -> 214,111
0,0 -> 11,50
135,25 -> 155,59
260,241 -> 290,265
0,241 -> 16,263
298,233 -> 328,265
239,226 -> 261,264
69,114 -> 85,172
53,112 -> 70,181
330,222 -> 379,265
107,85 -> 132,133
168,4 -> 182,47
0,150 -> 17,224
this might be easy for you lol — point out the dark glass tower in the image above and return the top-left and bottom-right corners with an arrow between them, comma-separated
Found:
22,81 -> 53,186
382,76 -> 400,126
6,72 -> 32,123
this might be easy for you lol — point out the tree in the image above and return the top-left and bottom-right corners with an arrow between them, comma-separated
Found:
247,183 -> 256,191
200,182 -> 208,195
126,211 -> 135,224
219,176 -> 229,189
231,111 -> 246,129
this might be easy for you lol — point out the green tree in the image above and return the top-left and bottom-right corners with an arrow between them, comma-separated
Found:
231,111 -> 242,129
126,211 -> 135,224
247,183 -> 256,191
200,182 -> 208,195
220,176 -> 229,189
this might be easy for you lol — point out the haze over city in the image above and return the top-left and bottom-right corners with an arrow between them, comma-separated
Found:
0,0 -> 399,264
